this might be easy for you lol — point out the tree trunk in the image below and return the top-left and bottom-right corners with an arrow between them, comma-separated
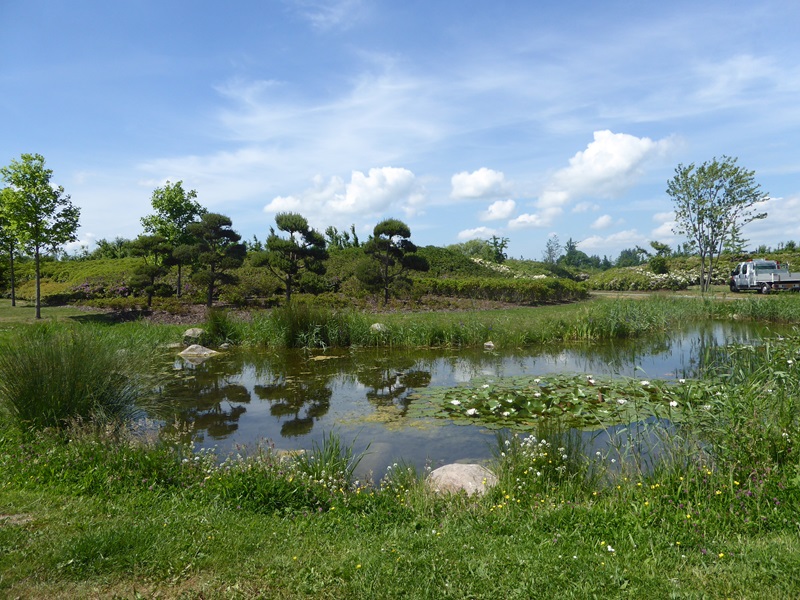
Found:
9,245 -> 15,307
177,262 -> 183,298
34,246 -> 41,319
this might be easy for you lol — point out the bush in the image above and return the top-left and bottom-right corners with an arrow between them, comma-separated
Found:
0,325 -> 166,430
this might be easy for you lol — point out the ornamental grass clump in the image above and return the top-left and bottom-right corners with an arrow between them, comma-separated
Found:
0,324 -> 166,430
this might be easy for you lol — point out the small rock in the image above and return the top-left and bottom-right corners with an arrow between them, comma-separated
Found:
484,341 -> 495,350
426,463 -> 498,496
183,327 -> 208,346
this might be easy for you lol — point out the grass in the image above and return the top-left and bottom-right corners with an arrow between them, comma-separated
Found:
2,295 -> 800,596
0,324 -> 171,429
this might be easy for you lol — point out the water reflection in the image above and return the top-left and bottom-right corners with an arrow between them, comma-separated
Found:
162,321 -> 784,473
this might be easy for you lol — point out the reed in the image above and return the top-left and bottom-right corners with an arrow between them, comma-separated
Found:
0,324 -> 167,430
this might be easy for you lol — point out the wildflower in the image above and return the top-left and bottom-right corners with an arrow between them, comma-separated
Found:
718,553 -> 724,558
678,378 -> 686,384
607,545 -> 615,553
482,384 -> 490,389
669,401 -> 678,407
617,399 -> 627,405
641,380 -> 650,386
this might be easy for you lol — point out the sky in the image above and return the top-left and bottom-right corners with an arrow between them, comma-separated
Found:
2,0 -> 800,261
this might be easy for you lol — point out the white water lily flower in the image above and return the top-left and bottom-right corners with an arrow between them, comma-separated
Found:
640,380 -> 650,386
502,411 -> 510,417
669,401 -> 678,407
465,408 -> 479,416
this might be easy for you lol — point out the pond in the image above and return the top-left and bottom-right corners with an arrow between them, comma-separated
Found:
166,321 -> 782,479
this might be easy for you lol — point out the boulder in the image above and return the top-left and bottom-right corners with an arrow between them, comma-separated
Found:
183,327 -> 208,346
426,463 -> 497,496
179,344 -> 220,365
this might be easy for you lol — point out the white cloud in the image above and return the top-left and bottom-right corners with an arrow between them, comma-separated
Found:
481,199 -> 516,221
579,229 -> 647,252
287,0 -> 366,31
572,201 -> 600,213
451,168 -> 508,199
693,55 -> 778,106
264,166 -> 424,229
538,130 -> 676,211
591,214 -> 614,230
457,226 -> 497,240
508,209 -> 561,229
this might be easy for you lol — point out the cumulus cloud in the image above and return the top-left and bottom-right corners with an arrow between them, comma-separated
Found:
451,168 -> 508,199
457,226 -> 498,240
539,130 -> 675,210
481,199 -> 516,221
508,209 -> 557,229
579,229 -> 647,252
264,166 -> 424,229
591,214 -> 614,230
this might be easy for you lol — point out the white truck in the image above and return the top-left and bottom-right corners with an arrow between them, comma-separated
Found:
729,259 -> 800,294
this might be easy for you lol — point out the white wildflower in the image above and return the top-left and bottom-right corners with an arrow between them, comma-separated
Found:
669,401 -> 678,407
617,399 -> 627,405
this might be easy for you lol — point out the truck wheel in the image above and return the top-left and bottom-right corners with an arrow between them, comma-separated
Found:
761,283 -> 771,294
730,282 -> 739,293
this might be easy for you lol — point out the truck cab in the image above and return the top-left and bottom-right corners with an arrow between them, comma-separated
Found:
729,259 -> 800,293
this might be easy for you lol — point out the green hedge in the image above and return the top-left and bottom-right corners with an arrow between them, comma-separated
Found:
415,276 -> 588,304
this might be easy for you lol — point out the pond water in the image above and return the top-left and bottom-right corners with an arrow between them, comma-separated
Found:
165,321 -> 783,479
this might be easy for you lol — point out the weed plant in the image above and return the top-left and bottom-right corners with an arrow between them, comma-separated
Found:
0,324 -> 168,429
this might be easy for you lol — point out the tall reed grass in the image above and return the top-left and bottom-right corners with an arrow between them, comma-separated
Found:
0,324 -> 167,430
230,296 -> 731,349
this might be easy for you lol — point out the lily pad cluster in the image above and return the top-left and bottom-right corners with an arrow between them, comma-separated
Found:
411,373 -> 705,429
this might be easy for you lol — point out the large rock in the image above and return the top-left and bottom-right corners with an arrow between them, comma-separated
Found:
426,463 -> 498,496
179,344 -> 220,365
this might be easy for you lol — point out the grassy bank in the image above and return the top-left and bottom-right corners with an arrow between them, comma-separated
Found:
1,306 -> 800,597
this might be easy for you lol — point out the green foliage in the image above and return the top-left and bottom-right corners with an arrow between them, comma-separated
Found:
203,308 -> 244,345
588,266 -> 691,291
255,212 -> 328,303
361,218 -> 429,304
0,325 -> 166,430
416,276 -> 588,304
648,255 -> 669,274
0,153 -> 81,318
418,245 -> 505,278
183,213 -> 246,307
668,155 -> 768,291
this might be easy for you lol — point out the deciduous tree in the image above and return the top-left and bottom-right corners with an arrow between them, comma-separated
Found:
668,156 -> 767,291
0,188 -> 19,306
141,181 -> 206,297
0,154 -> 80,318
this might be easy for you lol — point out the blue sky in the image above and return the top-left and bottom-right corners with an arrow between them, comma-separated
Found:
2,0 -> 799,260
